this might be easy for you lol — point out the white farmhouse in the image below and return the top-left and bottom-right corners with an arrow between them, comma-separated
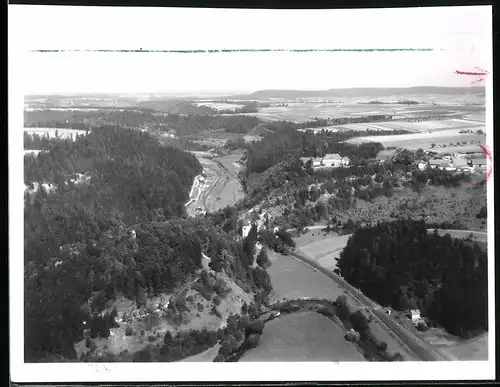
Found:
410,309 -> 421,322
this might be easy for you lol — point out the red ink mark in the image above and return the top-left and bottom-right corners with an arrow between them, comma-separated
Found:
474,144 -> 493,186
455,67 -> 488,85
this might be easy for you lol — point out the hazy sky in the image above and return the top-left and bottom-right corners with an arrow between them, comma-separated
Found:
10,5 -> 492,94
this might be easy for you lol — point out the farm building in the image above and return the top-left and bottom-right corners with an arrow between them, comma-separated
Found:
452,158 -> 473,171
410,309 -> 421,322
428,159 -> 452,170
467,156 -> 487,168
300,154 -> 351,169
322,153 -> 351,168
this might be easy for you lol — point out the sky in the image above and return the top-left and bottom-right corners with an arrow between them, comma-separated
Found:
9,5 -> 492,94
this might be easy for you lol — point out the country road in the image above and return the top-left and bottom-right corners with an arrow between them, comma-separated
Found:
288,249 -> 453,361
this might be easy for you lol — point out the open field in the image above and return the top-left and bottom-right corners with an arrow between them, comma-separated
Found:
297,234 -> 351,271
443,333 -> 488,360
269,249 -> 419,360
194,102 -> 245,110
239,311 -> 365,362
24,127 -> 87,139
338,118 -> 485,133
267,250 -> 346,301
236,100 -> 484,123
429,144 -> 485,155
346,128 -> 486,151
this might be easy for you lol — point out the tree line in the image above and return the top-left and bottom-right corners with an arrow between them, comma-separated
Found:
24,107 -> 263,136
337,219 -> 488,336
243,129 -> 385,175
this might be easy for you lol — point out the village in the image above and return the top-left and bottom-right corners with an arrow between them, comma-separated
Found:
299,149 -> 487,174
417,150 -> 487,173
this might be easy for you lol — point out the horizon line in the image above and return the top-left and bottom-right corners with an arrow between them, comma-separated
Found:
25,85 -> 486,96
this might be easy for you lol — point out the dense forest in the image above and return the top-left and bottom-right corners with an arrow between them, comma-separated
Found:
24,126 -> 201,229
24,108 -> 263,136
243,129 -> 385,175
24,125 -> 274,362
24,127 -> 200,359
337,219 -> 488,336
24,131 -> 210,153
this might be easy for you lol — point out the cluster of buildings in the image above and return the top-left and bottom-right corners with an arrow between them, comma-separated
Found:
300,153 -> 351,170
418,152 -> 487,172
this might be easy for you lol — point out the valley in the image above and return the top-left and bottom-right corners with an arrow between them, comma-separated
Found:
22,86 -> 489,364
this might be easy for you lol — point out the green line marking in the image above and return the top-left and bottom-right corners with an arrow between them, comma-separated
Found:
30,48 -> 435,53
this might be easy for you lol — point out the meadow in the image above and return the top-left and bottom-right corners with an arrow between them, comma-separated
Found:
237,99 -> 485,123
239,311 -> 365,362
338,118 -> 485,133
297,234 -> 352,271
260,248 -> 416,360
346,128 -> 486,151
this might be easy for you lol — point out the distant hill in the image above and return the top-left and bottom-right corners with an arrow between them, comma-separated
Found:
228,86 -> 486,100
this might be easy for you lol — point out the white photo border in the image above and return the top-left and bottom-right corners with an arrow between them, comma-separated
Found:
9,4 -> 495,383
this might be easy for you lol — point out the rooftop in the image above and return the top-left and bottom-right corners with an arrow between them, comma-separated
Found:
429,159 -> 450,165
453,159 -> 469,168
323,153 -> 342,160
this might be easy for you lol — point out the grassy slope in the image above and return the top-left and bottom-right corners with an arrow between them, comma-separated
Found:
75,270 -> 253,360
321,181 -> 487,232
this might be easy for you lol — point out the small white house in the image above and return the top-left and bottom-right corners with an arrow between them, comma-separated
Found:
410,309 -> 421,322
417,162 -> 427,171
242,225 -> 252,238
322,153 -> 351,168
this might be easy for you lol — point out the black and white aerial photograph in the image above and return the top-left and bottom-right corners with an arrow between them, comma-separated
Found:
9,3 -> 494,383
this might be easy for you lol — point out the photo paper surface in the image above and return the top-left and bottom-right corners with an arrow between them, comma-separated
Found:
9,4 -> 494,382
